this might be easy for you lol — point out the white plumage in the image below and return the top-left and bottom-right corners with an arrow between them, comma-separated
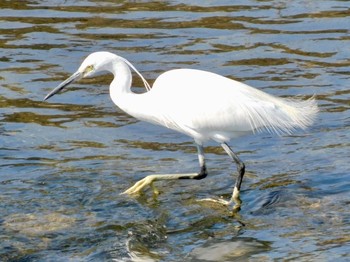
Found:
45,51 -> 318,207
140,68 -> 317,140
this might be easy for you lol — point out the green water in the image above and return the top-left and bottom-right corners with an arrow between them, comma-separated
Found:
0,0 -> 349,261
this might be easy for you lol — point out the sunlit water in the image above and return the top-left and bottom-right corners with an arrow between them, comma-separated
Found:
0,0 -> 349,261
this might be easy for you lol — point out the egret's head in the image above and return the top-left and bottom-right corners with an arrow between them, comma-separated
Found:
78,52 -> 115,78
44,51 -> 151,101
44,52 -> 115,100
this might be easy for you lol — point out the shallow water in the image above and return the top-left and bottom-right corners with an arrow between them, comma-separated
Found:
0,0 -> 349,261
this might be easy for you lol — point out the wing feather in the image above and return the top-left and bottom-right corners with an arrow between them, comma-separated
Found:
149,69 -> 318,138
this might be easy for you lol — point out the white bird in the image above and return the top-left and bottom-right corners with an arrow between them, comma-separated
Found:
44,51 -> 318,207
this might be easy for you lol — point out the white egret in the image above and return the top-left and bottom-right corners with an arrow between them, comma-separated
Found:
44,51 -> 318,207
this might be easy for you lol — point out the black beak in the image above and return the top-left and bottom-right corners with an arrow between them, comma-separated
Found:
44,71 -> 82,101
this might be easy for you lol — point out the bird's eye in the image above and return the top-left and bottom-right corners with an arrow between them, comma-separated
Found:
84,65 -> 94,75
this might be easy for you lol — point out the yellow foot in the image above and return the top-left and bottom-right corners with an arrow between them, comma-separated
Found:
199,197 -> 231,206
231,187 -> 240,201
121,175 -> 159,195
198,187 -> 242,211
199,197 -> 242,211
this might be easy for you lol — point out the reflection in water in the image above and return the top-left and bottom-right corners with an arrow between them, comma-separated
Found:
127,217 -> 168,261
2,212 -> 76,260
0,0 -> 349,261
4,212 -> 76,236
189,237 -> 271,261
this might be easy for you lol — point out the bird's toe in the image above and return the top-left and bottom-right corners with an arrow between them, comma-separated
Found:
121,175 -> 155,195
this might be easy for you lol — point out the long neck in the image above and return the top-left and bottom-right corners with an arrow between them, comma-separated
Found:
109,58 -> 133,96
108,58 -> 154,122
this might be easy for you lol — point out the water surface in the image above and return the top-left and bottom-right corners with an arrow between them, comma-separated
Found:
0,0 -> 349,261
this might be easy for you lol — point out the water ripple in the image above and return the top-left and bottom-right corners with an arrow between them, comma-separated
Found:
0,0 -> 349,261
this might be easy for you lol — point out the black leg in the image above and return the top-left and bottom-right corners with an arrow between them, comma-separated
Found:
179,144 -> 207,180
122,143 -> 208,195
179,164 -> 207,180
221,142 -> 245,193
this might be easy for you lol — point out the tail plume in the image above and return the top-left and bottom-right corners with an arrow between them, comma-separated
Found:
247,95 -> 319,136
